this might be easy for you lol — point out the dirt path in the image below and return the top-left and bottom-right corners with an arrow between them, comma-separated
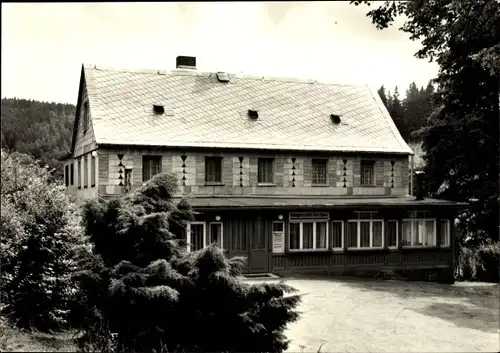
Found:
272,278 -> 499,352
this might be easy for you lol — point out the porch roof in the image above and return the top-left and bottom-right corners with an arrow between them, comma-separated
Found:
178,196 -> 467,211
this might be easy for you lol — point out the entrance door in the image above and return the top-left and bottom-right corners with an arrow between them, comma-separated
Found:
248,218 -> 270,273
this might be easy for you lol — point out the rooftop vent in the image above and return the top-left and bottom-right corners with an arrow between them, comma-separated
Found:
248,110 -> 259,120
330,114 -> 341,124
176,56 -> 196,69
216,72 -> 230,83
153,104 -> 165,114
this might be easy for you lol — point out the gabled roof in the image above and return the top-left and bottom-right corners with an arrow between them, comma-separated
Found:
81,64 -> 413,154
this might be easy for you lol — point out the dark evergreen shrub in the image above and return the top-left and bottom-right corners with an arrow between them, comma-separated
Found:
75,173 -> 300,352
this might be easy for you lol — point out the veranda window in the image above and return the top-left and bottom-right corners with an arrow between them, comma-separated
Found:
186,222 -> 223,252
289,214 -> 329,251
347,212 -> 383,249
402,211 -> 436,247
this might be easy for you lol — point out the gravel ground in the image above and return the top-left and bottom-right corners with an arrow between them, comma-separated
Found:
245,276 -> 500,353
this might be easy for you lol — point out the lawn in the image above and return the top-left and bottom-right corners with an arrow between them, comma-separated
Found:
2,278 -> 498,352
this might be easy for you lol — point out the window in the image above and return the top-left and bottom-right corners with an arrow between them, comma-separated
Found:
361,160 -> 375,186
124,168 -> 132,192
91,155 -> 96,187
439,219 -> 450,247
142,156 -> 162,182
332,221 -> 344,249
312,159 -> 327,185
70,163 -> 74,185
258,158 -> 274,184
186,222 -> 223,252
65,165 -> 69,186
77,158 -> 82,188
387,220 -> 398,248
83,155 -> 88,188
187,222 -> 205,252
402,211 -> 436,247
205,157 -> 223,183
83,101 -> 89,133
208,222 -> 223,248
347,212 -> 384,249
289,221 -> 328,251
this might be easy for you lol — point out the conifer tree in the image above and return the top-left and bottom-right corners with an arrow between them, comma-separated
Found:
75,173 -> 301,352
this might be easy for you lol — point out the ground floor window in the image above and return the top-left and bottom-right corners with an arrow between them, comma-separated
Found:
402,212 -> 436,246
289,221 -> 328,251
332,221 -> 344,249
387,220 -> 398,248
186,221 -> 223,252
439,219 -> 450,247
347,219 -> 384,249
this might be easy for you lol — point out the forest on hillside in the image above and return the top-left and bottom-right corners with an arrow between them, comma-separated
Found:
0,82 -> 435,178
1,98 -> 75,178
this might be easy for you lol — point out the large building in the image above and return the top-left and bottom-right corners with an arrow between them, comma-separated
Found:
61,56 -> 465,281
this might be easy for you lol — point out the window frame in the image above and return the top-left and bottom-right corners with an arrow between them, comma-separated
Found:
387,220 -> 399,249
360,160 -> 376,186
186,221 -> 224,253
83,155 -> 88,188
312,159 -> 328,185
288,219 -> 329,252
207,221 -> 224,250
65,165 -> 69,187
186,221 -> 206,253
205,156 -> 223,185
331,220 -> 344,251
83,101 -> 89,134
77,158 -> 82,189
91,154 -> 96,187
142,155 -> 162,182
257,158 -> 275,185
439,219 -> 451,247
347,218 -> 385,250
401,212 -> 437,247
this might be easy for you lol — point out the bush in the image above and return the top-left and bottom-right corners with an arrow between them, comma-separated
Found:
75,173 -> 301,353
456,240 -> 500,283
0,150 -> 90,332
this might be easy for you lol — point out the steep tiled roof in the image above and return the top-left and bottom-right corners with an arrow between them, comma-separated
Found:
84,64 -> 413,154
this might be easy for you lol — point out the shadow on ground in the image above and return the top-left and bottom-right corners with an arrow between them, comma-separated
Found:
282,274 -> 500,334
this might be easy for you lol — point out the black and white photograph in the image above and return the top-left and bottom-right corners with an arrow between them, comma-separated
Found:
1,1 -> 499,352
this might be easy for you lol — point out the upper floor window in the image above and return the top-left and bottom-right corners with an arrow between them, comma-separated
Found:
312,159 -> 327,185
83,101 -> 89,133
142,155 -> 162,182
402,211 -> 436,247
205,157 -> 223,184
258,158 -> 274,184
361,160 -> 375,186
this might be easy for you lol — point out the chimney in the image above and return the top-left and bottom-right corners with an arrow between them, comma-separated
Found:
414,171 -> 426,201
176,56 -> 196,70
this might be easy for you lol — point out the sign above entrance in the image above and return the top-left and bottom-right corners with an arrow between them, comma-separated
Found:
289,212 -> 329,220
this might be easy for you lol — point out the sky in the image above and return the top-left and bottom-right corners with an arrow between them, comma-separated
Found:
2,2 -> 438,105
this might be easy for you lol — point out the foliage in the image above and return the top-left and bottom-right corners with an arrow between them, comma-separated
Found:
75,173 -> 301,353
352,0 -> 500,244
376,81 -> 436,143
456,241 -> 500,283
0,150 -> 90,332
1,98 -> 75,179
